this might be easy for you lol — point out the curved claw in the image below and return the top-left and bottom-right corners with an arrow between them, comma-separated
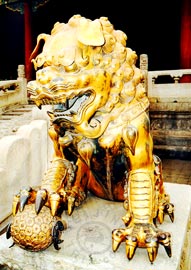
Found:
67,196 -> 76,216
165,203 -> 174,223
145,236 -> 159,263
158,202 -> 174,224
50,193 -> 61,216
126,235 -> 138,260
52,220 -> 66,250
112,228 -> 126,252
35,189 -> 47,214
12,194 -> 20,216
158,232 -> 172,257
19,187 -> 32,211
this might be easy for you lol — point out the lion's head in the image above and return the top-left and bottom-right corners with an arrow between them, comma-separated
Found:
27,14 -> 148,139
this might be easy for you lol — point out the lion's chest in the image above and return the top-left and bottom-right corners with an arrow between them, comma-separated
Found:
66,136 -> 127,201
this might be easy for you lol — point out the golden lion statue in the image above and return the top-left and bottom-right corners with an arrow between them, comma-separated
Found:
6,14 -> 174,263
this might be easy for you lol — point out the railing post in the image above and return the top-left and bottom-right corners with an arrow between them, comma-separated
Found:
17,64 -> 25,79
17,64 -> 28,105
140,54 -> 148,95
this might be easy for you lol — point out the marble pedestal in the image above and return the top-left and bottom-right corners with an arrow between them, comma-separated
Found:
0,183 -> 191,270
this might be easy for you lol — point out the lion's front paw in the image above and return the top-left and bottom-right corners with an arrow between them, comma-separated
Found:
12,183 -> 87,220
12,185 -> 65,217
112,223 -> 171,263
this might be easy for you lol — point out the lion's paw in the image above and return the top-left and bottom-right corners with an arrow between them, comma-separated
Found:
112,223 -> 171,263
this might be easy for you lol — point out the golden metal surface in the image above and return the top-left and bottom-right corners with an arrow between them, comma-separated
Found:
9,15 -> 174,262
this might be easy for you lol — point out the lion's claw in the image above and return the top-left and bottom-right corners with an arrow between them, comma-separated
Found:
65,187 -> 87,215
12,194 -> 20,216
126,235 -> 138,260
19,187 -> 31,211
49,192 -> 61,216
67,196 -> 76,215
164,203 -> 174,223
35,188 -> 47,214
145,236 -> 159,262
12,186 -> 36,215
158,194 -> 175,224
35,189 -> 62,216
112,228 -> 126,251
158,232 -> 171,257
112,224 -> 171,263
13,184 -> 86,219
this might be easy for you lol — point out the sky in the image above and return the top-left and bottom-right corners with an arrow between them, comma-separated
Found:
0,0 -> 181,79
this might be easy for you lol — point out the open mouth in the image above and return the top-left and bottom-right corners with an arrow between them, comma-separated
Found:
32,89 -> 94,125
51,91 -> 94,126
53,91 -> 92,116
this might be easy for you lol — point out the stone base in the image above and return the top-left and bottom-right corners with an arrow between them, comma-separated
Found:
0,183 -> 191,270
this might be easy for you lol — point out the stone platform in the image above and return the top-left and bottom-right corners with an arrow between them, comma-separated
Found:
0,183 -> 191,270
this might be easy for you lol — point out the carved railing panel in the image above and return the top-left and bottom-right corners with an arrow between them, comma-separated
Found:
0,65 -> 28,114
145,67 -> 191,157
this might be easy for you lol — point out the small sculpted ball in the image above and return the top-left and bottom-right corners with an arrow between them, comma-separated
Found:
10,204 -> 58,251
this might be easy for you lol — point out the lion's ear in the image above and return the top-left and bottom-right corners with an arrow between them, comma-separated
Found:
77,18 -> 105,46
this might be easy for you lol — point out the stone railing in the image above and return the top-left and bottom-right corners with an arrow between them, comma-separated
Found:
0,65 -> 28,114
148,69 -> 191,102
139,54 -> 191,157
148,68 -> 191,157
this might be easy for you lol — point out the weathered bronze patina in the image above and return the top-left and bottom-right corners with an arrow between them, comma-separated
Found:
7,15 -> 174,262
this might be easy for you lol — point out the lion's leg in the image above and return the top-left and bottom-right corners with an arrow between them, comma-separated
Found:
39,125 -> 93,215
124,115 -> 156,226
112,113 -> 174,262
